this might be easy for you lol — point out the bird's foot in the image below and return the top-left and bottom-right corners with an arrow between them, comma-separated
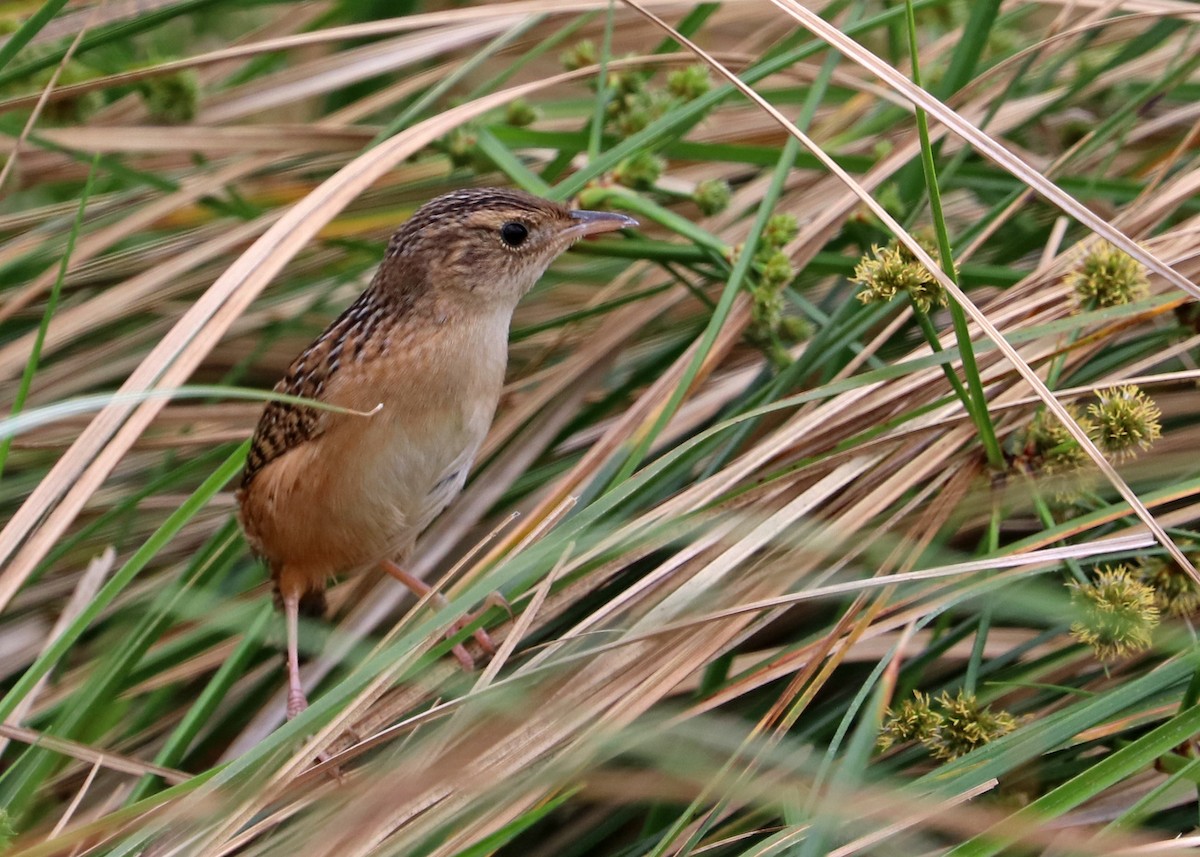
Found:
286,687 -> 343,777
382,561 -> 509,671
445,592 -> 508,668
455,591 -> 511,654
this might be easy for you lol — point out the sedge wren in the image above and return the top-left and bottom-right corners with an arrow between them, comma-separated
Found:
236,187 -> 636,718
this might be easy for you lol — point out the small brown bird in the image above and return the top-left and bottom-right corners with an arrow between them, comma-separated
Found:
236,187 -> 636,718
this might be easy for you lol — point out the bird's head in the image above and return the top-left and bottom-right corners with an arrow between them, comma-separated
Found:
379,187 -> 637,309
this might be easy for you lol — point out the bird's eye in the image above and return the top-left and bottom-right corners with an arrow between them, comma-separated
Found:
500,221 -> 529,248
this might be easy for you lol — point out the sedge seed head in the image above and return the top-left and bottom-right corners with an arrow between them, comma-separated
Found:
748,251 -> 795,344
878,691 -> 941,751
1069,565 -> 1160,661
852,243 -> 947,314
504,98 -> 539,127
923,691 -> 1017,761
1135,556 -> 1200,618
1085,385 -> 1162,461
612,152 -> 664,189
560,40 -> 597,71
606,68 -> 644,96
779,315 -> 810,342
762,213 -> 799,250
749,282 -> 785,331
760,250 -> 794,290
667,64 -> 711,101
693,178 -> 732,216
1027,406 -> 1095,503
139,70 -> 199,124
609,87 -> 672,136
443,126 -> 485,170
1066,241 -> 1149,309
1028,406 -> 1094,476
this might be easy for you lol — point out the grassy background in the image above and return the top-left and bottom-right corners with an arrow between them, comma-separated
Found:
3,0 -> 1200,853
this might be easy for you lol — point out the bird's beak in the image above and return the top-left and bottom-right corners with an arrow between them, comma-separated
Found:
562,209 -> 639,240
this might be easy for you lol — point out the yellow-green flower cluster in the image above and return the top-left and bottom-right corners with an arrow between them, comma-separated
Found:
443,125 -> 488,172
138,70 -> 199,124
1135,555 -> 1200,618
877,691 -> 940,751
604,71 -> 674,136
559,42 -> 712,142
1086,385 -> 1162,462
504,98 -> 539,128
693,178 -> 731,216
613,152 -> 664,190
747,214 -> 802,358
1026,406 -> 1093,502
1069,565 -> 1160,661
762,212 -> 799,250
560,40 -> 598,71
1066,241 -> 1149,309
750,251 -> 791,331
667,65 -> 711,101
1028,406 -> 1093,477
852,236 -> 948,314
927,691 -> 1018,761
606,63 -> 710,136
1025,384 -> 1162,501
441,97 -> 542,172
879,690 -> 1017,760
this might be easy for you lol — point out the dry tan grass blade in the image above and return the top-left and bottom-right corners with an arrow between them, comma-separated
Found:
199,22 -> 517,124
30,124 -> 374,154
0,217 -> 280,379
0,723 -> 187,784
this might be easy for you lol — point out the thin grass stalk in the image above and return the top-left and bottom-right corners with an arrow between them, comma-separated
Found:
0,156 -> 97,479
588,0 -> 616,161
903,0 -> 1004,470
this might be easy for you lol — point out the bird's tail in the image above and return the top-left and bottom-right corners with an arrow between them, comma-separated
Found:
298,589 -> 328,618
271,582 -> 328,618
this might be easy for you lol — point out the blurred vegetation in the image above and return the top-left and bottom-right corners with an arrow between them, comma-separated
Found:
2,0 -> 1200,854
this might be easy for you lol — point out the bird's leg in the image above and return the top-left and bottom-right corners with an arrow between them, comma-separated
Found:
381,560 -> 504,669
283,592 -> 309,719
282,592 -> 342,775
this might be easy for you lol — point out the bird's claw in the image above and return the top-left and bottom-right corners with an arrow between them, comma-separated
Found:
446,593 -> 508,667
381,560 -> 509,671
